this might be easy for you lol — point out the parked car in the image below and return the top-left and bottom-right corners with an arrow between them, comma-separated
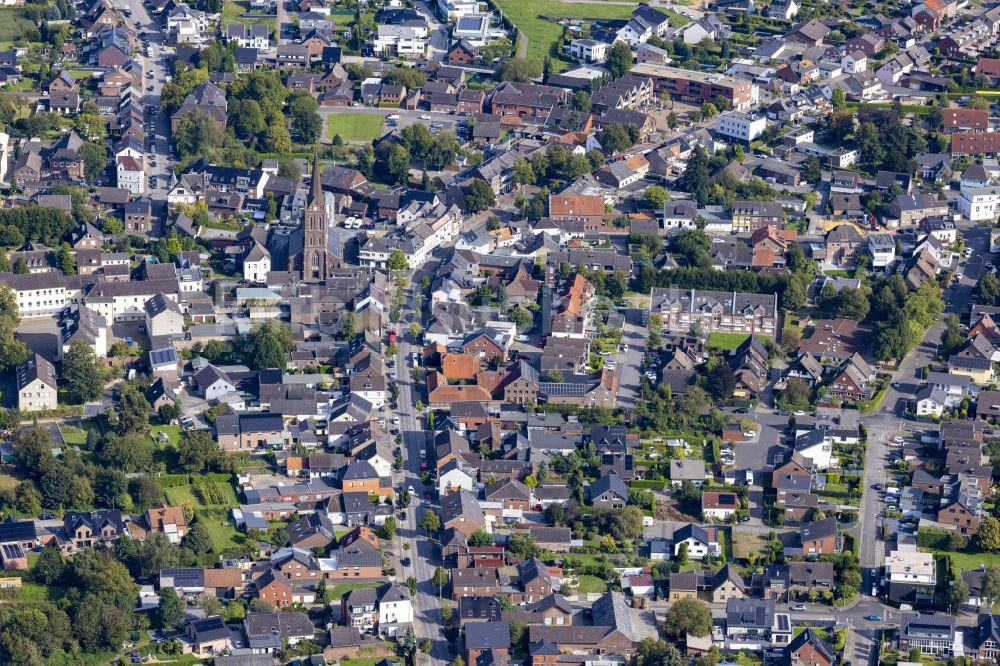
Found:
791,604 -> 806,611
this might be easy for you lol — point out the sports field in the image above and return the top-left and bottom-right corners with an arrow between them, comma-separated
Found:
326,113 -> 385,142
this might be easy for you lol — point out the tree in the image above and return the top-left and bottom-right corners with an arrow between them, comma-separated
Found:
945,579 -> 969,613
174,108 -> 223,157
102,431 -> 154,472
244,320 -> 294,370
408,322 -> 423,340
598,124 -> 633,154
509,619 -> 528,652
499,58 -> 541,82
982,566 -> 1000,608
782,273 -> 807,311
62,341 -> 106,403
11,257 -> 26,274
801,155 -> 822,183
705,361 -> 736,401
30,546 -> 64,585
941,313 -> 965,356
339,311 -> 358,341
263,122 -> 292,153
420,511 -> 440,534
387,249 -> 409,274
605,41 -> 633,78
117,383 -> 150,434
980,272 -> 1000,306
664,598 -> 712,637
432,566 -> 449,597
637,638 -> 686,666
288,93 -> 322,143
178,430 -> 222,473
464,179 -> 496,213
543,368 -> 564,383
458,529 -> 489,548
382,515 -> 397,540
979,516 -> 1000,551
183,522 -> 213,554
644,185 -> 669,209
78,142 -> 107,182
157,587 -> 185,628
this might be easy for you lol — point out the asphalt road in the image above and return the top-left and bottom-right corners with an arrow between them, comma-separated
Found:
395,274 -> 450,666
120,0 -> 173,200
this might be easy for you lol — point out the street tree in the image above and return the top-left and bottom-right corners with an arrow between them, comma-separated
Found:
432,566 -> 449,597
663,598 -> 712,637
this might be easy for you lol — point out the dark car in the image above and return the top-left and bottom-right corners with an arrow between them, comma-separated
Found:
401,557 -> 410,567
399,511 -> 407,520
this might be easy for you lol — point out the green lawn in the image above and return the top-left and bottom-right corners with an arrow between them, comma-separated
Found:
198,513 -> 243,553
493,0 -> 686,72
165,482 -> 238,509
150,424 -> 183,446
707,332 -> 752,351
328,582 -> 382,600
60,426 -> 88,446
717,528 -> 733,560
0,8 -> 39,44
575,575 -> 608,594
326,113 -> 385,142
936,549 -> 1000,573
733,531 -> 768,559
221,0 -> 276,28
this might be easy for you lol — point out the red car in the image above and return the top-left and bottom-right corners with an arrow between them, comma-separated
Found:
424,493 -> 430,500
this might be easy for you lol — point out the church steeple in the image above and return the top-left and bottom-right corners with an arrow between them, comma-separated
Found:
310,147 -> 322,207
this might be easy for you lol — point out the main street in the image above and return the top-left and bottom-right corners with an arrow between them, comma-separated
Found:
395,270 -> 449,666
855,222 -> 989,574
118,0 -> 174,202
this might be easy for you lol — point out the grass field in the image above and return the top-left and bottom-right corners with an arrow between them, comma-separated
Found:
493,0 -> 686,72
328,582 -> 382,599
198,512 -> 243,553
60,426 -> 88,446
165,482 -> 238,509
150,424 -> 183,446
326,113 -> 385,142
221,0 -> 276,28
575,574 -> 608,594
733,530 -> 768,559
707,332 -> 752,351
0,8 -> 39,48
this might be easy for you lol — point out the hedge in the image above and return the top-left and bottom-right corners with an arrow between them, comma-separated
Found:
158,473 -> 234,488
917,529 -> 951,550
629,480 -> 666,490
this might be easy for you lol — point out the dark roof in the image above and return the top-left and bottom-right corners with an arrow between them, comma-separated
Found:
799,517 -> 838,542
589,472 -> 628,501
465,621 -> 511,650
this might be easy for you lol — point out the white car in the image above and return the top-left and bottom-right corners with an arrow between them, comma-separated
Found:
420,114 -> 431,120
743,431 -> 755,438
408,485 -> 415,494
794,410 -> 805,416
620,344 -> 629,353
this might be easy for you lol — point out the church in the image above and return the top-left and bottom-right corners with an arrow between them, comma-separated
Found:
289,150 -> 340,281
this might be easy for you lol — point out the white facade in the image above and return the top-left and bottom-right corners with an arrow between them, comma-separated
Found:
959,186 -> 1000,221
868,234 -> 896,268
796,437 -> 834,470
673,535 -> 720,560
841,52 -> 867,74
569,39 -> 607,63
0,132 -> 9,184
378,596 -> 413,635
438,466 -> 475,496
243,245 -> 271,284
715,112 -> 767,143
374,25 -> 428,57
117,156 -> 145,195
436,0 -> 479,20
886,550 -> 936,585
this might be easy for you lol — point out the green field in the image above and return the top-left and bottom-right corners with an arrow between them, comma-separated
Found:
199,514 -> 243,553
0,8 -> 39,47
149,424 -> 183,446
575,574 -> 608,594
165,482 -> 238,509
328,582 -> 382,599
221,0 -> 276,28
326,113 -> 386,142
493,0 -> 687,71
707,332 -> 752,351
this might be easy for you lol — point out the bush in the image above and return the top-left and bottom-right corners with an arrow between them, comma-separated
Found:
917,529 -> 951,550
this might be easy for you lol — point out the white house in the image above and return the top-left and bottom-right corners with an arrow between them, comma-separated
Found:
793,429 -> 834,470
914,386 -> 948,417
374,24 -> 428,57
242,242 -> 271,284
116,155 -> 145,195
225,24 -> 271,50
436,0 -> 480,20
868,233 -> 896,268
194,364 -> 236,402
885,550 -> 936,586
671,524 -> 720,560
144,293 -> 185,338
679,19 -> 715,45
926,371 -> 979,399
569,38 -> 608,63
663,200 -> 699,230
841,51 -> 867,74
715,112 -> 767,144
376,584 -> 413,637
959,186 -> 1000,221
166,4 -> 208,45
437,459 -> 475,496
